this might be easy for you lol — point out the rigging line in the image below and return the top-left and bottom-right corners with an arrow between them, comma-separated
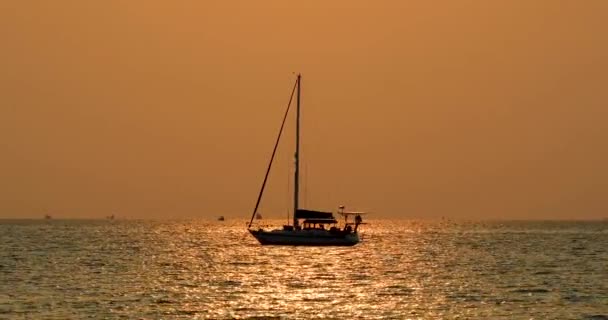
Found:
287,154 -> 290,225
248,78 -> 298,229
301,119 -> 307,208
304,162 -> 307,208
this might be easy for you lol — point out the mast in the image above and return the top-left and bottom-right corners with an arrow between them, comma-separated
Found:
293,74 -> 301,226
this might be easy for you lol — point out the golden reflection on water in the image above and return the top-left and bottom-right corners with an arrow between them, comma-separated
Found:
0,219 -> 606,318
143,219 -> 447,318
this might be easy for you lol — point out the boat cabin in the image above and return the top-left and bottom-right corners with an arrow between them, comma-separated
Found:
301,218 -> 338,230
296,209 -> 334,230
292,209 -> 360,233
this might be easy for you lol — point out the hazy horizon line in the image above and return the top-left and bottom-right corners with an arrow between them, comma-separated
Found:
1,217 -> 605,222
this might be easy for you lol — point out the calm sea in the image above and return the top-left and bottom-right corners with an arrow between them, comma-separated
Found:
0,219 -> 606,319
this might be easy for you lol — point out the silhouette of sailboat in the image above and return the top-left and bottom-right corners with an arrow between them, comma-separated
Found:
247,74 -> 366,246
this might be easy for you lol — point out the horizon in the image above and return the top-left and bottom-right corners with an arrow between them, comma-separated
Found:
1,216 -> 606,222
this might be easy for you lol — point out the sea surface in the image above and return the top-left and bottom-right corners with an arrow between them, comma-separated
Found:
0,219 -> 606,319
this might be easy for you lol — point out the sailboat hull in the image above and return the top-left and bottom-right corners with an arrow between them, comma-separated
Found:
249,229 -> 359,246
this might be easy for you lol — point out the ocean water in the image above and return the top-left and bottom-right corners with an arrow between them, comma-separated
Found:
0,219 -> 606,319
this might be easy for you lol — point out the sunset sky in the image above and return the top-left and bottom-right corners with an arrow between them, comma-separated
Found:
1,1 -> 607,219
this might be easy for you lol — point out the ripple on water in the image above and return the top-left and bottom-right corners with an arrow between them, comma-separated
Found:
0,219 -> 606,318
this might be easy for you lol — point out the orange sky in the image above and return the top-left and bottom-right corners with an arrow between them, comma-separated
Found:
1,1 -> 607,219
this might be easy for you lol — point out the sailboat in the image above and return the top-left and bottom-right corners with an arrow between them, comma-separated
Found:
247,74 -> 366,246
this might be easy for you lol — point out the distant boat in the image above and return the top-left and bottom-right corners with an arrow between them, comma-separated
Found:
218,216 -> 225,221
255,213 -> 262,220
44,214 -> 52,220
247,74 -> 366,246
